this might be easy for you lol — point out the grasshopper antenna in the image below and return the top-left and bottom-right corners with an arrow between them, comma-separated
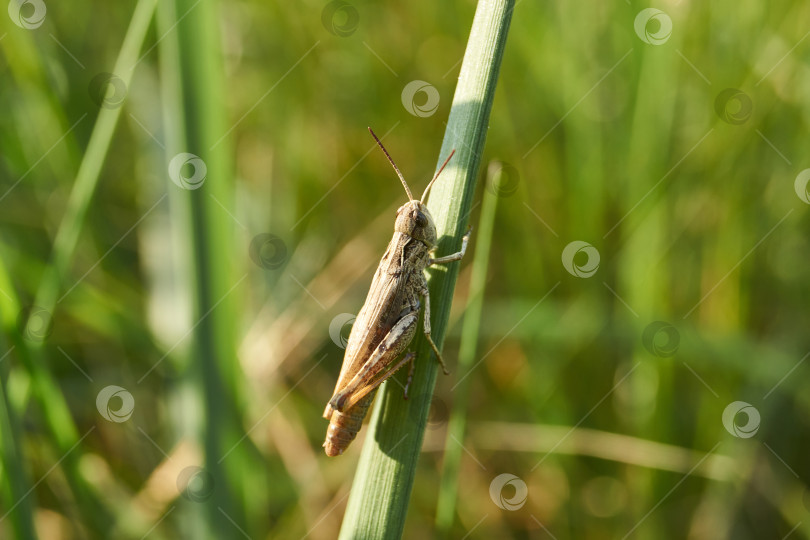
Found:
420,149 -> 455,204
368,127 -> 414,201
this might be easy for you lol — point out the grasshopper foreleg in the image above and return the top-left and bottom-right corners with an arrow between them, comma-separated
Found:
428,227 -> 471,265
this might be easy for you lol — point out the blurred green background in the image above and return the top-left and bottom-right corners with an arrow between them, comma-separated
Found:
1,0 -> 809,538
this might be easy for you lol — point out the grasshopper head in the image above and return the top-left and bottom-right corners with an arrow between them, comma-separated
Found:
365,126 -> 453,249
395,200 -> 436,247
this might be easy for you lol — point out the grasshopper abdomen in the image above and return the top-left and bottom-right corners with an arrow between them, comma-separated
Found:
324,391 -> 376,457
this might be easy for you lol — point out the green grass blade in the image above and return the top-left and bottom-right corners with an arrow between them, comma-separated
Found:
33,0 -> 157,312
0,367 -> 35,540
337,1 -> 515,538
165,0 -> 245,536
7,0 -> 158,534
0,259 -> 35,540
435,163 -> 500,534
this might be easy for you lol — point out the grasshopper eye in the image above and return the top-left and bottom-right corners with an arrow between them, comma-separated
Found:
415,212 -> 428,228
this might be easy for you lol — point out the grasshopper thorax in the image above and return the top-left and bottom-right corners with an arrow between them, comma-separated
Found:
395,200 -> 436,247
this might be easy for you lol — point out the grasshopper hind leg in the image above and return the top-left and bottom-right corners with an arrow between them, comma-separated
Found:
328,311 -> 418,413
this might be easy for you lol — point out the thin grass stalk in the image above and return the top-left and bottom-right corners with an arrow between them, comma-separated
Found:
337,1 -> 514,538
9,1 -> 158,534
31,0 -> 157,315
169,0 -> 245,536
0,260 -> 35,539
435,164 -> 500,534
0,383 -> 34,540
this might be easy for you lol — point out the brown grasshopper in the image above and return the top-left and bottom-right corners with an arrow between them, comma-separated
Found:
322,128 -> 470,457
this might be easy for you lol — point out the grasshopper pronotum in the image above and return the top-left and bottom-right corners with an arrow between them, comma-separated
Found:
322,128 -> 470,457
